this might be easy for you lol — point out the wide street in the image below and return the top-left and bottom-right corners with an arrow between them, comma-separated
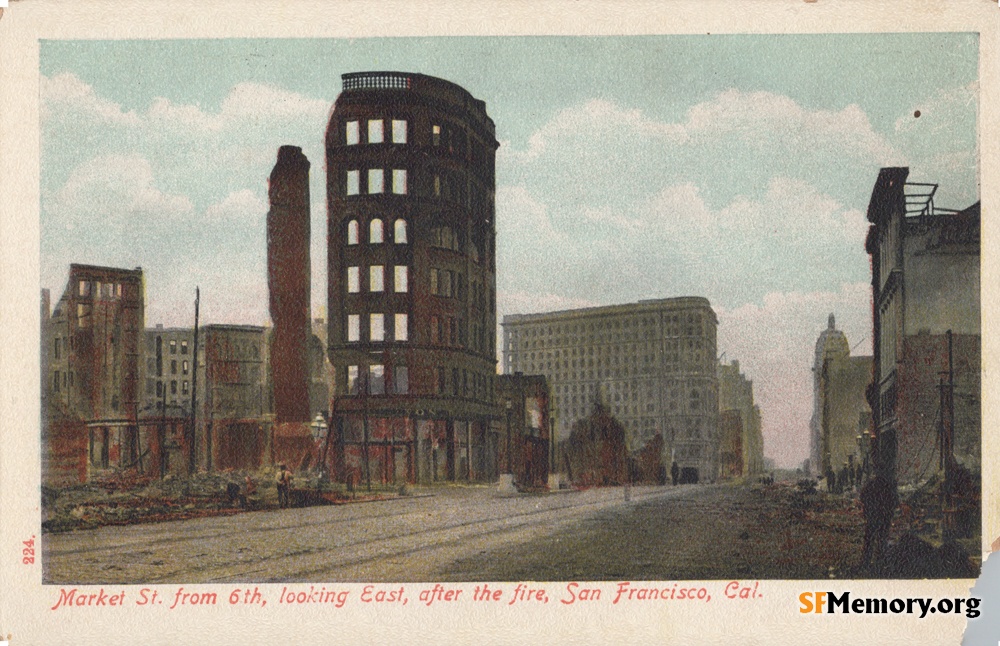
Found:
43,482 -> 864,584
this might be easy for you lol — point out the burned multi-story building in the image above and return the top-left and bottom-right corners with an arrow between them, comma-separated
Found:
42,264 -> 145,484
866,167 -> 980,486
200,324 -> 269,471
717,359 -> 764,479
495,373 -> 550,488
503,297 -> 719,482
139,325 -> 196,477
325,72 -> 499,485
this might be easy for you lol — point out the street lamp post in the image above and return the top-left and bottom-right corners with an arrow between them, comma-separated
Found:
505,398 -> 513,474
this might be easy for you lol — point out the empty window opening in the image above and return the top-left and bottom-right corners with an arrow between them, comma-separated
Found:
369,265 -> 384,292
345,121 -> 360,145
368,119 -> 384,144
392,119 -> 407,144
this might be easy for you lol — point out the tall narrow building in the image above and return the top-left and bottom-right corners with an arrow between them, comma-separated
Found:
808,314 -> 850,475
326,72 -> 499,485
267,145 -> 312,424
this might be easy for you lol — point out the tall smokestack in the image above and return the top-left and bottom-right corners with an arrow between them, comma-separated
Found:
267,145 -> 311,423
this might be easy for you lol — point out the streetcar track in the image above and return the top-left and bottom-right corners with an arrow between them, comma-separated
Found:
176,489 -> 671,583
47,487 -> 685,584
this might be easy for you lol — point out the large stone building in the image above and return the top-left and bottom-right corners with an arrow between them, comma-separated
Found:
325,72 -> 499,485
807,315 -> 872,478
717,359 -> 764,478
502,297 -> 719,481
42,264 -> 145,484
866,167 -> 980,485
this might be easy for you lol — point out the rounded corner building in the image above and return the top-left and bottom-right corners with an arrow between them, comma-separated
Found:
325,72 -> 499,485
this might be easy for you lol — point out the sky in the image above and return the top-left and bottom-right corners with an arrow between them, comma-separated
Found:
39,35 -> 979,468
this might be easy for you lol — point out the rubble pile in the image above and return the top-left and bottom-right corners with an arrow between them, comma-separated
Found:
42,470 -> 408,533
43,471 -> 268,533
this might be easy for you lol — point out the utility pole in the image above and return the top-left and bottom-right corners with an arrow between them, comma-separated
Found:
505,399 -> 512,474
362,372 -> 371,491
160,381 -> 167,477
188,287 -> 200,475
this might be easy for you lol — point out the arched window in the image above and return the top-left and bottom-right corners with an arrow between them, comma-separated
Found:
431,226 -> 459,251
347,220 -> 359,245
369,219 -> 384,244
394,219 -> 407,243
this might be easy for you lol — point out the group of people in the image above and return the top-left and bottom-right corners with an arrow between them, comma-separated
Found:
824,461 -> 864,494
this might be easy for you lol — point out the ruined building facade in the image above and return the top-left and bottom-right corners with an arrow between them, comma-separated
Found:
267,145 -> 313,425
139,325 -> 196,478
503,298 -> 719,482
42,264 -> 145,484
325,72 -> 499,485
495,373 -> 551,488
717,359 -> 764,479
267,145 -> 321,469
200,324 -> 270,471
866,167 -> 980,485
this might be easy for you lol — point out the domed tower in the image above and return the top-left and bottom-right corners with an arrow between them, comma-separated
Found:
809,313 -> 851,475
325,72 -> 499,485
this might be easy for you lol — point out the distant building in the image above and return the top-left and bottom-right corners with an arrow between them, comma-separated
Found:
140,325 -> 196,477
503,297 -> 719,482
200,324 -> 269,471
866,167 -> 980,484
808,315 -> 872,477
325,72 -> 499,485
42,264 -> 145,484
809,314 -> 850,475
495,373 -> 550,488
308,317 -> 333,419
142,326 -> 195,414
718,409 -> 744,479
717,359 -> 764,478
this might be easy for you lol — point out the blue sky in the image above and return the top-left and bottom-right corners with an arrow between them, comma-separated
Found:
39,35 -> 979,466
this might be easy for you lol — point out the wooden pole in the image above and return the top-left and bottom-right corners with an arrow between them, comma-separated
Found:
188,287 -> 200,475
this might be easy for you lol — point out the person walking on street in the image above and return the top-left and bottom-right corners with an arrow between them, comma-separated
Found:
860,472 -> 899,568
670,461 -> 680,486
276,464 -> 293,509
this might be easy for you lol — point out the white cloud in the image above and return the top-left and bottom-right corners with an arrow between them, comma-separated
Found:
51,154 -> 193,223
496,185 -> 564,241
503,90 -> 903,185
495,173 -> 872,312
41,73 -> 141,126
204,189 -> 268,221
220,82 -> 331,122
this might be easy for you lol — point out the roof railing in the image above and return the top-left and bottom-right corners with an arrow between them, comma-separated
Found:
342,72 -> 412,91
903,181 -> 961,218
